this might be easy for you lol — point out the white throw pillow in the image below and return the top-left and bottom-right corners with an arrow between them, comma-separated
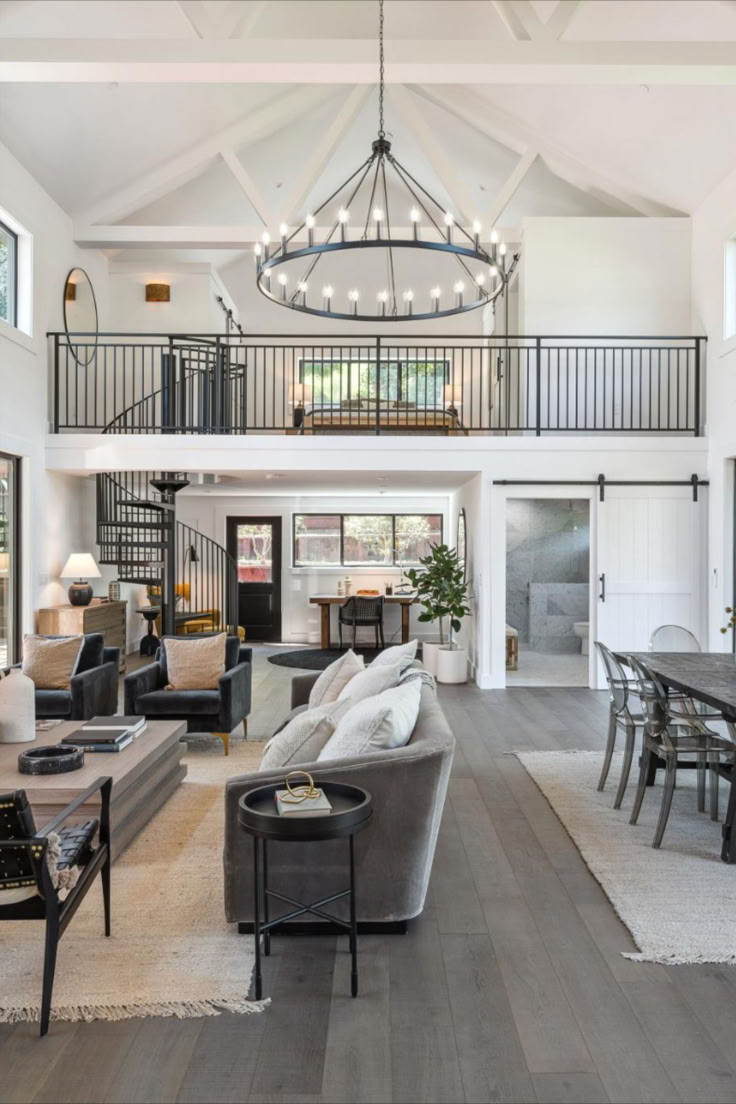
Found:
260,700 -> 349,771
369,639 -> 418,674
337,661 -> 403,706
308,649 -> 364,708
318,679 -> 421,762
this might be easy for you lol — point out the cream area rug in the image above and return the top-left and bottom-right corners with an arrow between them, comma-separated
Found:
516,749 -> 736,965
0,739 -> 267,1024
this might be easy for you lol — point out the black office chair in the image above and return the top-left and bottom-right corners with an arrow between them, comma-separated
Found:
0,779 -> 112,1035
338,596 -> 385,650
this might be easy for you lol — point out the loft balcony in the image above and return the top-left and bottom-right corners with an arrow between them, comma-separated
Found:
49,332 -> 706,438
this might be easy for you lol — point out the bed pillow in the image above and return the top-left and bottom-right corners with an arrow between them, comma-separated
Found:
308,649 -> 364,708
22,634 -> 84,690
260,700 -> 349,771
337,661 -> 403,706
369,638 -> 418,674
318,679 -> 421,762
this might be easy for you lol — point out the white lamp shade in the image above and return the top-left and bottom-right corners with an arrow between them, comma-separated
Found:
61,552 -> 101,580
293,381 -> 313,405
445,381 -> 463,405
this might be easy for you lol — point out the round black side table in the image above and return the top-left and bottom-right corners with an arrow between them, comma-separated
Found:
238,781 -> 372,1000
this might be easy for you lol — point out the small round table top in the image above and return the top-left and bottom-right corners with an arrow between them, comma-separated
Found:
238,781 -> 372,842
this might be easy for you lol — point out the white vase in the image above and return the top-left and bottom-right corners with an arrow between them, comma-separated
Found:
0,668 -> 36,742
436,645 -> 468,685
421,640 -> 443,676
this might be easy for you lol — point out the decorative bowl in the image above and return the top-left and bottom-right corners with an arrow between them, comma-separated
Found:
18,745 -> 84,775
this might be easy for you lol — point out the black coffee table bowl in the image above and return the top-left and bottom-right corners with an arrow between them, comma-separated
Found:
18,745 -> 85,775
238,780 -> 372,841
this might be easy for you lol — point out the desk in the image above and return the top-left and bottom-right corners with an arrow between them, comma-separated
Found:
309,594 -> 417,649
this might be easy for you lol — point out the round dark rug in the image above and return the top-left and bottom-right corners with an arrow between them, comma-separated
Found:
267,647 -> 385,670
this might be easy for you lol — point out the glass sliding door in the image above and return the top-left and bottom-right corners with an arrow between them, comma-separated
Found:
0,454 -> 19,666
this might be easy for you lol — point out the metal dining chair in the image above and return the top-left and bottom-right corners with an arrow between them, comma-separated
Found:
594,641 -> 645,808
338,596 -> 385,650
627,655 -> 735,847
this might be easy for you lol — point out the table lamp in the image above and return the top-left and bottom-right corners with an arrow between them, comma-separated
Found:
60,552 -> 101,607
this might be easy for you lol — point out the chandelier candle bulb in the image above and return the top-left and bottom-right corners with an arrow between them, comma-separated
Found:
473,219 -> 482,250
262,230 -> 270,261
298,280 -> 308,305
454,280 -> 465,307
475,272 -> 486,299
323,285 -> 333,310
278,272 -> 288,300
444,211 -> 454,243
305,213 -> 315,247
403,289 -> 414,316
373,207 -> 384,238
279,223 -> 289,253
377,289 -> 388,316
431,286 -> 441,312
348,288 -> 360,316
338,207 -> 349,242
410,207 -> 420,240
253,242 -> 262,267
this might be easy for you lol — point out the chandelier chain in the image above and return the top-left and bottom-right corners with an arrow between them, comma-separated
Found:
378,0 -> 385,139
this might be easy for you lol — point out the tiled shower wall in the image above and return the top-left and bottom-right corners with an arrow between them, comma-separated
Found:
506,499 -> 590,653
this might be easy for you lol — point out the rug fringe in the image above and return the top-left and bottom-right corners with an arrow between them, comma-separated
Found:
0,996 -> 271,1024
623,952 -> 736,966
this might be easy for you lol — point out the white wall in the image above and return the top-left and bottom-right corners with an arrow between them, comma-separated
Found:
0,138 -> 115,643
692,167 -> 736,650
520,217 -> 692,335
106,262 -> 236,334
449,474 -> 488,681
175,491 -> 450,645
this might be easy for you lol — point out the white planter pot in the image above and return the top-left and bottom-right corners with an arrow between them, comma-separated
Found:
436,646 -> 468,685
0,668 -> 36,742
421,640 -> 443,676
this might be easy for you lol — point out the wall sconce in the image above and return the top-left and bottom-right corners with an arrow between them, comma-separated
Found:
64,282 -> 76,301
145,283 -> 170,303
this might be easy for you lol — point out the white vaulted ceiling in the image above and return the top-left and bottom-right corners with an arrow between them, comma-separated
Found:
2,0 -> 736,295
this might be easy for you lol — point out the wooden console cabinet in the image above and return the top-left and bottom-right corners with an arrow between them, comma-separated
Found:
37,599 -> 128,673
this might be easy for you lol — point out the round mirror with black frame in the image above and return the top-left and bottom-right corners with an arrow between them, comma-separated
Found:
63,267 -> 98,365
457,507 -> 467,581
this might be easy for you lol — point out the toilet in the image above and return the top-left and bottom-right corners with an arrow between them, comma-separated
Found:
573,621 -> 589,655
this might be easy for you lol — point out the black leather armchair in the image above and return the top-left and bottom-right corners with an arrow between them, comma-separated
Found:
8,633 -> 120,720
124,635 -> 252,755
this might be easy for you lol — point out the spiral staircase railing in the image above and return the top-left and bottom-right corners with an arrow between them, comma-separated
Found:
96,361 -> 238,636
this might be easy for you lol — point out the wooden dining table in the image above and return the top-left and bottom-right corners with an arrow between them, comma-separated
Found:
309,593 -> 417,649
615,651 -> 736,862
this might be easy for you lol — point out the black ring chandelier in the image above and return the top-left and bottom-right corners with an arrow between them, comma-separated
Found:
254,0 -> 520,323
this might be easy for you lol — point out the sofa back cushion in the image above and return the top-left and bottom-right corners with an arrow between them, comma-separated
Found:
260,699 -> 350,771
369,639 -> 418,674
163,632 -> 227,690
337,661 -> 403,706
308,649 -> 364,708
22,634 -> 84,690
318,679 -> 421,761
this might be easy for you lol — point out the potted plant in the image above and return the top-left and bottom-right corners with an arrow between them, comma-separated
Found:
406,543 -> 471,683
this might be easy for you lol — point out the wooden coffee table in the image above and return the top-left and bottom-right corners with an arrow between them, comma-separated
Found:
0,720 -> 187,859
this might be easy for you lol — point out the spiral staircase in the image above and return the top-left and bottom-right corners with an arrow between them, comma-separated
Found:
95,352 -> 238,638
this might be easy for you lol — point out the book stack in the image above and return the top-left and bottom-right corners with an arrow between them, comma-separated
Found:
61,715 -> 147,753
274,787 -> 332,817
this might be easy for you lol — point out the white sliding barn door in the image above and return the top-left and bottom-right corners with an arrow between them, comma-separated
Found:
596,486 -> 707,661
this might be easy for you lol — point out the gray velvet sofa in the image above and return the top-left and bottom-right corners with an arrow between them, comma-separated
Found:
223,665 -> 455,928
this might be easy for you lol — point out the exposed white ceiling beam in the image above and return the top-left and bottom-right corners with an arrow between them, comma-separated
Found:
75,85 -> 335,225
279,85 -> 371,225
491,2 -> 550,42
546,0 -> 583,40
73,224 -> 523,249
388,85 -> 482,224
487,147 -> 538,226
413,85 -> 685,217
175,1 -> 208,39
229,0 -> 269,39
219,147 -> 276,227
5,39 -> 736,84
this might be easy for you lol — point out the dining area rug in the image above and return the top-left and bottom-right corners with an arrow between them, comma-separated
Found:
0,740 -> 267,1025
516,749 -> 736,965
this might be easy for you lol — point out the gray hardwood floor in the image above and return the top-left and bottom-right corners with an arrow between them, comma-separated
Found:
5,650 -> 736,1104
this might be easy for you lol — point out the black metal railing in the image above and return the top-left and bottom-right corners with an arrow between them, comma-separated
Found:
50,333 -> 706,436
96,470 -> 238,632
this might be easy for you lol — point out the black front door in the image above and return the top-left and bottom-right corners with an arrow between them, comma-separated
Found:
227,516 -> 282,642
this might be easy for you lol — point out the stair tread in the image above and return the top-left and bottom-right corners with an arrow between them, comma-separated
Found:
100,520 -> 171,530
116,499 -> 175,512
